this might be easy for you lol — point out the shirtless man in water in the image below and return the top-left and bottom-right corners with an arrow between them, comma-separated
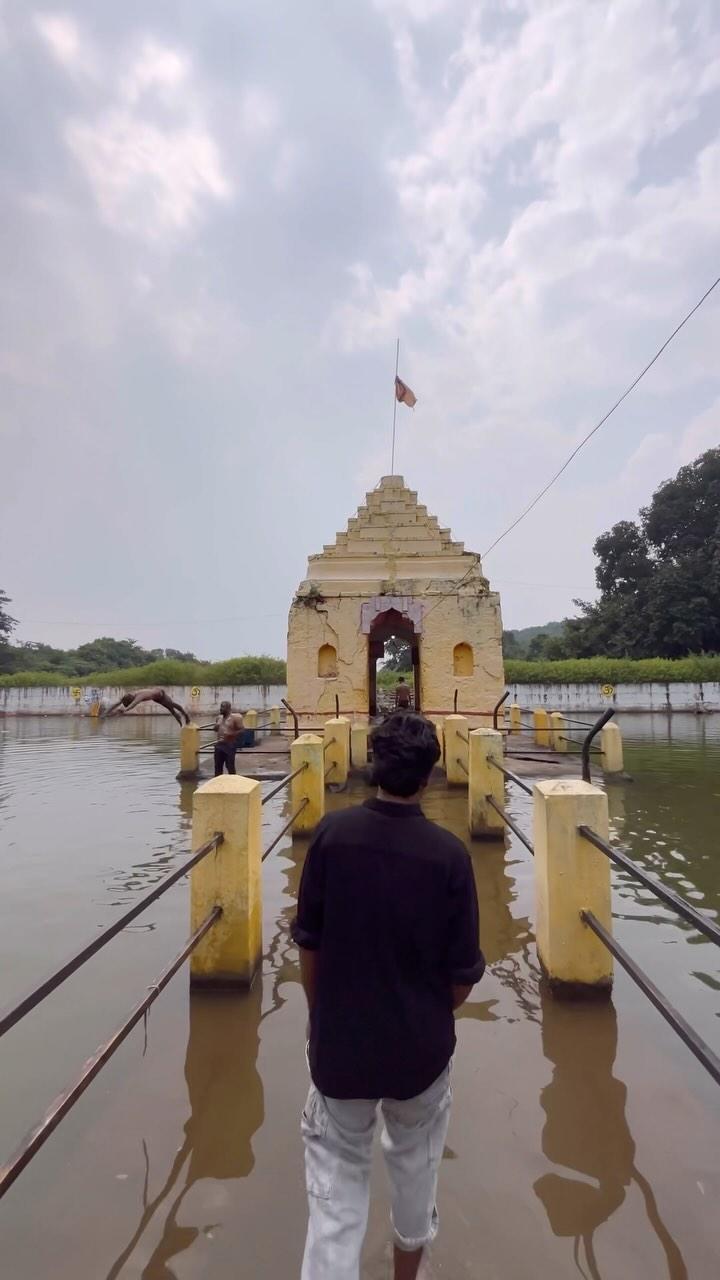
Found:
214,701 -> 245,776
104,688 -> 190,727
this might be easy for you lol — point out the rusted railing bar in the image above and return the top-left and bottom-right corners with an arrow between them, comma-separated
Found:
560,737 -> 601,753
488,757 -> 532,796
581,911 -> 720,1088
262,799 -> 310,863
0,907 -> 222,1200
0,835 -> 223,1042
486,797 -> 535,855
261,763 -> 308,807
492,691 -> 510,730
579,826 -> 720,947
582,709 -> 614,782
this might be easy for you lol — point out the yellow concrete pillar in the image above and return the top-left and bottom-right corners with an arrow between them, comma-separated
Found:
243,707 -> 257,747
533,708 -> 550,748
190,776 -> 262,987
549,712 -> 566,753
468,729 -> 504,838
324,716 -> 350,786
351,722 -> 368,769
291,734 -> 324,832
178,723 -> 200,779
509,704 -> 522,732
427,717 -> 445,770
444,715 -> 469,786
270,705 -> 280,728
533,780 -> 612,995
601,722 -> 624,775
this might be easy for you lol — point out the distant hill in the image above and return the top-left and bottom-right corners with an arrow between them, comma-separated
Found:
502,621 -> 564,659
513,622 -> 564,646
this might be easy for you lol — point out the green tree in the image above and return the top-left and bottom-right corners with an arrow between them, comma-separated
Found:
502,630 -> 522,658
382,638 -> 412,672
526,632 -> 570,660
565,447 -> 720,658
0,590 -> 17,672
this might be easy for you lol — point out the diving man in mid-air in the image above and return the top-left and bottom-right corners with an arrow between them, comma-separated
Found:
104,688 -> 190,727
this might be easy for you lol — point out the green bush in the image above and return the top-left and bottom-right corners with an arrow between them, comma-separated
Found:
0,670 -> 72,687
0,655 -> 287,689
3,653 -> 719,690
504,655 -> 720,685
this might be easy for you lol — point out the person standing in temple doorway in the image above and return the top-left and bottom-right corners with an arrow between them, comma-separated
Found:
394,676 -> 412,710
292,712 -> 485,1280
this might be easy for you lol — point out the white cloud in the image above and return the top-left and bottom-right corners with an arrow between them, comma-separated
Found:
34,11 -> 96,76
66,109 -> 230,239
121,39 -> 190,104
57,36 -> 231,240
337,0 -> 720,476
240,86 -> 280,139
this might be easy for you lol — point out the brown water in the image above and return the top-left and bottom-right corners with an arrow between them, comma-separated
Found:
0,714 -> 719,1278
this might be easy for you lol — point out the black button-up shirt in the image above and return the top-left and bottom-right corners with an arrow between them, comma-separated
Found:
291,797 -> 485,1100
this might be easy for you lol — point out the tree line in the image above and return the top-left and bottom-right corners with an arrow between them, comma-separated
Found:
0,623 -> 199,678
0,606 -> 286,687
504,447 -> 720,661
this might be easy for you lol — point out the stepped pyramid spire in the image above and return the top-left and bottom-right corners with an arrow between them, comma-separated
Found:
304,475 -> 488,592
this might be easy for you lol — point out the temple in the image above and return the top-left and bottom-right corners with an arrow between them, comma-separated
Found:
286,474 -> 504,720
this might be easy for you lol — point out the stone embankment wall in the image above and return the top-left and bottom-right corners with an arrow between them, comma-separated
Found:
507,682 -> 720,713
2,681 -> 718,716
0,685 -> 288,716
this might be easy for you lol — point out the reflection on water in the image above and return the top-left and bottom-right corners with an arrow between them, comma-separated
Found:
105,986 -> 265,1279
0,715 -> 719,1277
535,994 -> 687,1279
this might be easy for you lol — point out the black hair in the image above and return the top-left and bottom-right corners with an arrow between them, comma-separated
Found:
121,694 -> 133,707
369,712 -> 440,797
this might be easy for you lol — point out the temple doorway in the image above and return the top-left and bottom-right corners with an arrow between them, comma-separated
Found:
367,608 -> 421,717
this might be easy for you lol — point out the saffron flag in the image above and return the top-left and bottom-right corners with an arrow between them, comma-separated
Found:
395,376 -> 417,408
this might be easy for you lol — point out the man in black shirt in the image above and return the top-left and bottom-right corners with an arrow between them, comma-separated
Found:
292,712 -> 485,1280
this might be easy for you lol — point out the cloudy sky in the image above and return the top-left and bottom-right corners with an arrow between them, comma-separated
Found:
2,0 -> 719,660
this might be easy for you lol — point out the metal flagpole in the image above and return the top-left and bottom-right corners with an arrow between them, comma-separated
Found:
390,337 -> 400,475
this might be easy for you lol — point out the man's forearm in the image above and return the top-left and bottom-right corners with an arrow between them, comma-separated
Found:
299,947 -> 320,1013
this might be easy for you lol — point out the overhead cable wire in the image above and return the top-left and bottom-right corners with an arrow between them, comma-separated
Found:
482,274 -> 720,558
423,272 -> 720,620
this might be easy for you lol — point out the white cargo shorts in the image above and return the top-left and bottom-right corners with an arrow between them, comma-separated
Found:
300,1066 -> 452,1280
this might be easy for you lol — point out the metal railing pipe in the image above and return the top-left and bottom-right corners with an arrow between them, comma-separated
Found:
582,709 -> 614,782
579,826 -> 720,947
0,906 -> 222,1200
281,698 -> 299,740
581,910 -> 720,1087
0,834 -> 223,1041
261,799 -> 310,863
485,796 -> 535,855
492,691 -> 510,730
261,763 -> 308,807
488,756 -> 532,796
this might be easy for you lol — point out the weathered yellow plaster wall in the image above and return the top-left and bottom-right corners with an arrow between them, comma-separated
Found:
287,475 -> 504,721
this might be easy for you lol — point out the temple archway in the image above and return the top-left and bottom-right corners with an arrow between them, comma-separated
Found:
367,607 -> 421,717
